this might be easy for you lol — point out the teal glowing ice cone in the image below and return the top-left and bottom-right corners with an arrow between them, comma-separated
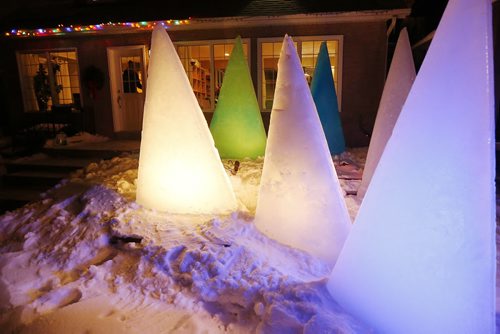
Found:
210,36 -> 267,159
311,42 -> 345,155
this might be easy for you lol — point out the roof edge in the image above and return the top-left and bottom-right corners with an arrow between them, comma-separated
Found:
171,9 -> 411,31
3,8 -> 411,39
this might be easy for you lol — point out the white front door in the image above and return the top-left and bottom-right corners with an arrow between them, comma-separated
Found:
107,46 -> 147,133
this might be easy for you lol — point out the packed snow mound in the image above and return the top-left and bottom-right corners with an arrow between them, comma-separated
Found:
0,155 -> 368,333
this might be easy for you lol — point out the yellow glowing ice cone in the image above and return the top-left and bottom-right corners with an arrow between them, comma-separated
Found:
136,25 -> 237,214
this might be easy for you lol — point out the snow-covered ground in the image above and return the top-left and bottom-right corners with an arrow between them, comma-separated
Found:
0,147 -> 496,333
0,150 -> 369,333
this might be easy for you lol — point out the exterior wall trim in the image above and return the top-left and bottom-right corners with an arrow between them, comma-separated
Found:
163,10 -> 411,31
3,9 -> 410,38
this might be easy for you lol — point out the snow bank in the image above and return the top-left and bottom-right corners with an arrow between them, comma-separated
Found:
0,155 -> 368,333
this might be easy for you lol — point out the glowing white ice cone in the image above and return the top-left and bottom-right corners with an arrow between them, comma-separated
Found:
136,25 -> 237,214
329,0 -> 495,332
255,35 -> 351,267
357,28 -> 415,199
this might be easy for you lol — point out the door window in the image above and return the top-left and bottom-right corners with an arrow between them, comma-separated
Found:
121,56 -> 144,94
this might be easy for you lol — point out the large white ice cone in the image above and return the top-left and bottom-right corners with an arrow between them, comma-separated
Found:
357,28 -> 415,199
329,0 -> 495,333
136,25 -> 237,214
255,35 -> 351,267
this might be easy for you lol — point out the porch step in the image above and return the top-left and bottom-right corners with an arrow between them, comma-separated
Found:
0,187 -> 44,213
0,168 -> 72,214
0,139 -> 140,215
42,139 -> 140,159
0,145 -> 37,159
0,136 -> 12,150
5,155 -> 96,174
42,148 -> 120,159
3,170 -> 69,187
0,187 -> 44,201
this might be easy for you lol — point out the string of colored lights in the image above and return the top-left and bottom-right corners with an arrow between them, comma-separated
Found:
4,20 -> 190,37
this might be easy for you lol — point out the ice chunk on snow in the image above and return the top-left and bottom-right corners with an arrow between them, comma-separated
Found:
255,35 -> 351,267
357,28 -> 415,199
136,25 -> 236,214
329,0 -> 495,332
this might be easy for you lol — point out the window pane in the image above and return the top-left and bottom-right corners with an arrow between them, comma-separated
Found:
50,51 -> 82,104
176,44 -> 211,110
273,43 -> 282,55
177,46 -> 187,58
121,56 -> 143,94
301,41 -> 316,87
301,40 -> 339,91
261,43 -> 273,56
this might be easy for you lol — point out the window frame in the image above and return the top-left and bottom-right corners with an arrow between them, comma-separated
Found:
174,38 -> 251,112
16,48 -> 82,113
257,35 -> 344,112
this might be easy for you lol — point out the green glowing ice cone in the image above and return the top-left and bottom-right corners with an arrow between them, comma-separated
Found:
210,36 -> 267,159
311,42 -> 345,155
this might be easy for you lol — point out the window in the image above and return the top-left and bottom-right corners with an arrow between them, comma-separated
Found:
301,40 -> 339,88
258,36 -> 343,111
176,40 -> 249,111
17,49 -> 81,112
177,44 -> 211,110
121,56 -> 144,94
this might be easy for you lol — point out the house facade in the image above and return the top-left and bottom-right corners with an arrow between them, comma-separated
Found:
0,8 -> 410,147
